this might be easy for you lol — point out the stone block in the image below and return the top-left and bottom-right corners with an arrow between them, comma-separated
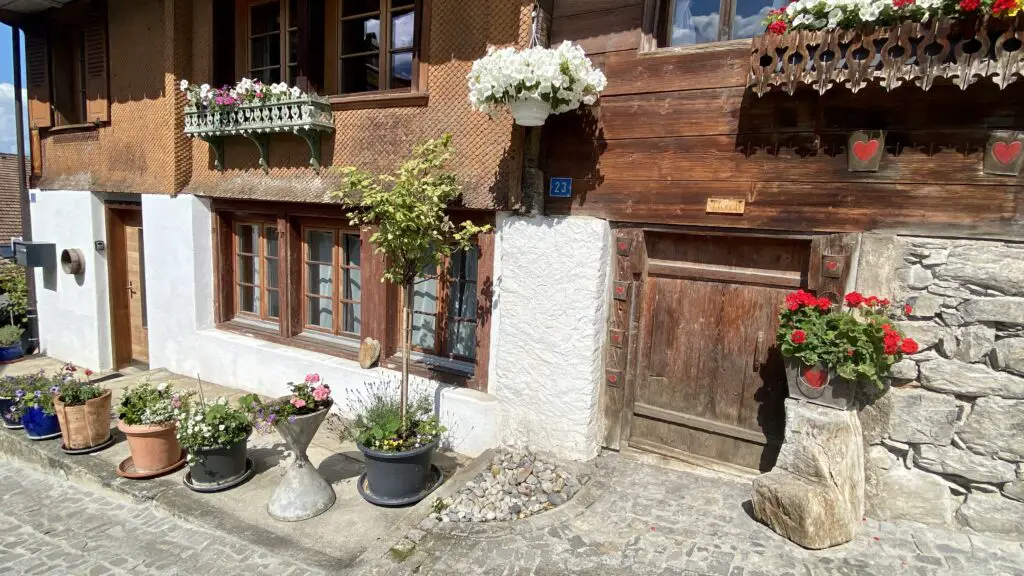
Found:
898,265 -> 934,289
896,321 -> 945,349
959,298 -> 1024,325
958,397 -> 1024,462
865,467 -> 958,527
921,251 -> 948,267
919,358 -> 1024,399
937,334 -> 959,359
1002,480 -> 1024,503
909,294 -> 943,318
889,359 -> 918,381
868,445 -> 896,471
929,282 -> 971,299
954,325 -> 996,363
941,309 -> 964,327
955,492 -> 1024,537
888,387 -> 958,446
859,392 -> 892,446
913,444 -> 1017,483
939,244 -> 1024,297
992,338 -> 1024,375
752,472 -> 857,550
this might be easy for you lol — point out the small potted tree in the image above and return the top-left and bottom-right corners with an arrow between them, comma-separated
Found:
242,374 -> 335,520
10,375 -> 61,439
331,134 -> 486,505
0,325 -> 25,363
53,364 -> 113,453
117,382 -> 190,478
176,396 -> 254,492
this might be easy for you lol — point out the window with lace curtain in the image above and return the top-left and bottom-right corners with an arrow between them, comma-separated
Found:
410,246 -> 480,362
660,0 -> 784,46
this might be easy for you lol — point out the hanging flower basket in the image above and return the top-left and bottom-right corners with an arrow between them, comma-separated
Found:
467,41 -> 607,127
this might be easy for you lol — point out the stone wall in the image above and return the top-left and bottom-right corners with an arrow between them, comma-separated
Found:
857,234 -> 1024,539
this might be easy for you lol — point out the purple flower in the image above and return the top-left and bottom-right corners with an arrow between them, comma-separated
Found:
14,389 -> 23,398
33,390 -> 40,398
288,415 -> 297,424
49,386 -> 60,395
268,414 -> 276,424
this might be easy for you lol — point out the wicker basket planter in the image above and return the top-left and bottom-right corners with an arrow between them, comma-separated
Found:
54,389 -> 112,450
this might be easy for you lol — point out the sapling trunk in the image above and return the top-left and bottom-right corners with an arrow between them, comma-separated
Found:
400,282 -> 412,429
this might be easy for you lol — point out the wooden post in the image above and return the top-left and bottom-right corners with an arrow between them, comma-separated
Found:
400,282 -> 412,426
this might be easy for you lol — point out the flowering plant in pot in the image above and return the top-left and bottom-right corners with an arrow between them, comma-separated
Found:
117,382 -> 191,476
179,77 -> 306,112
52,363 -> 112,452
467,41 -> 607,126
0,324 -> 24,363
763,0 -> 1022,36
8,373 -> 62,439
778,290 -> 918,409
175,396 -> 253,489
0,374 -> 44,430
241,374 -> 336,520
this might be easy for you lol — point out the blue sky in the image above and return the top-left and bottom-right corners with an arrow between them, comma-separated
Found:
0,23 -> 28,155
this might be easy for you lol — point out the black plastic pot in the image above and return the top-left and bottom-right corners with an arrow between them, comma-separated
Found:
358,440 -> 437,503
188,436 -> 249,487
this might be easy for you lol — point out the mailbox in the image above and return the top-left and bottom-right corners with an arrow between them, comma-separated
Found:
13,241 -> 56,269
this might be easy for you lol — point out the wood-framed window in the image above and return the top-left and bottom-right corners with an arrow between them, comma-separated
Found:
411,246 -> 480,362
302,225 -> 362,337
657,0 -> 781,46
248,0 -> 299,84
337,0 -> 419,95
234,221 -> 281,322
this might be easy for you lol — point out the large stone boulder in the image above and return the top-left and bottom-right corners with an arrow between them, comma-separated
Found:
959,298 -> 1024,325
751,400 -> 863,550
912,444 -> 1017,484
958,397 -> 1024,461
992,338 -> 1024,376
956,492 -> 1024,537
865,466 -> 959,527
887,387 -> 958,446
896,321 -> 945,350
954,324 -> 995,363
938,244 -> 1024,297
919,359 -> 1024,399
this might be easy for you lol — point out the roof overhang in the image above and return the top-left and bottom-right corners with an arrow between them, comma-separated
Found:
0,0 -> 74,26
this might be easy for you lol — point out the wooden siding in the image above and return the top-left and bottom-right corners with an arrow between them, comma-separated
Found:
544,0 -> 1024,235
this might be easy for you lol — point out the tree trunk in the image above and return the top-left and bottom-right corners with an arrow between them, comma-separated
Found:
400,282 -> 412,428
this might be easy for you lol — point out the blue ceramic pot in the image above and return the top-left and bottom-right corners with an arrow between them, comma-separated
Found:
0,344 -> 23,363
22,406 -> 59,438
0,398 -> 19,428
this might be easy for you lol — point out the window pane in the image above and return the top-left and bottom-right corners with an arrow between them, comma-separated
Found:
238,255 -> 258,284
288,0 -> 298,26
669,0 -> 721,45
239,285 -> 259,314
392,0 -> 415,8
391,10 -> 414,50
237,224 -> 258,254
267,258 -> 279,289
288,30 -> 298,64
251,2 -> 282,35
447,320 -> 477,359
251,34 -> 282,70
266,226 -> 279,258
307,263 -> 333,296
268,290 -> 280,318
732,0 -> 784,39
307,297 -> 333,328
343,0 -> 380,16
390,52 -> 413,89
344,267 -> 361,303
343,302 -> 361,335
252,67 -> 280,84
342,15 -> 380,54
413,275 -> 437,314
307,230 -> 333,262
341,54 -> 380,93
343,234 -> 361,267
412,313 -> 435,350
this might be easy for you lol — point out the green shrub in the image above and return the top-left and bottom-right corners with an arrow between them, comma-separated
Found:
340,383 -> 445,453
0,324 -> 23,347
0,260 -> 27,323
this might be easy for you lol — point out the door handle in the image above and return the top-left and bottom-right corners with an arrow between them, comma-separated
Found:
128,280 -> 137,297
752,331 -> 764,373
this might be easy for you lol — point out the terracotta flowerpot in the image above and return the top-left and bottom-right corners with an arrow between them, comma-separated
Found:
117,420 -> 182,473
54,389 -> 112,450
784,358 -> 856,410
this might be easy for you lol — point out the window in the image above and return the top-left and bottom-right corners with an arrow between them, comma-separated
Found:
303,227 -> 362,336
235,222 -> 280,321
411,246 -> 479,361
249,0 -> 299,84
338,0 -> 418,94
662,0 -> 782,46
50,27 -> 88,126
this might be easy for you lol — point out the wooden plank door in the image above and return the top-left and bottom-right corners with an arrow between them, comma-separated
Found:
627,233 -> 810,472
123,211 -> 149,363
107,207 -> 148,368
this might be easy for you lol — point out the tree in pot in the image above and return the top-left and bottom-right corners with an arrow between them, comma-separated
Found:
330,134 -> 486,504
175,396 -> 253,490
241,374 -> 335,520
0,325 -> 24,364
778,290 -> 920,409
53,364 -> 112,452
8,373 -> 61,439
118,382 -> 192,477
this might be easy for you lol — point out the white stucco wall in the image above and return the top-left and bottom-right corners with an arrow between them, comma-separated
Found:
491,215 -> 610,461
29,189 -> 112,371
142,195 -> 499,456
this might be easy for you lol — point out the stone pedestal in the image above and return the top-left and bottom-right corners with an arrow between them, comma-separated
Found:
751,399 -> 864,549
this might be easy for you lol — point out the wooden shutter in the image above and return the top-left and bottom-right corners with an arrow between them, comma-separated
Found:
84,0 -> 110,124
25,28 -> 51,129
808,233 -> 857,301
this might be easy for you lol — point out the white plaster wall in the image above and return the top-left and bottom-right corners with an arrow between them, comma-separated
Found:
142,195 -> 499,456
29,190 -> 112,371
491,215 -> 610,461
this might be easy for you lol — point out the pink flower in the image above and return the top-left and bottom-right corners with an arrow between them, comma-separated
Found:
171,395 -> 181,409
305,373 -> 320,384
312,385 -> 330,402
290,397 -> 306,409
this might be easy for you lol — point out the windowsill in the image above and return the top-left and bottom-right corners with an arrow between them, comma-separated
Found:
46,122 -> 101,134
639,37 -> 750,57
329,90 -> 429,111
382,352 -> 475,379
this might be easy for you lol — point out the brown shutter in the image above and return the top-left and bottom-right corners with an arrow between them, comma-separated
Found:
84,0 -> 110,123
25,27 -> 51,129
808,234 -> 857,302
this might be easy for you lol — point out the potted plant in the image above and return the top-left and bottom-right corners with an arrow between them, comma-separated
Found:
342,386 -> 446,505
0,325 -> 25,363
9,374 -> 61,439
777,290 -> 919,409
0,375 -> 32,430
467,41 -> 607,126
117,382 -> 190,477
241,373 -> 335,520
331,135 -> 484,504
53,364 -> 112,453
175,396 -> 253,491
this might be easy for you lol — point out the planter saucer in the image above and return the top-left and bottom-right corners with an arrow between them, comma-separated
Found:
2,423 -> 23,430
117,451 -> 187,480
25,431 -> 62,441
60,435 -> 115,455
182,458 -> 255,493
357,464 -> 445,507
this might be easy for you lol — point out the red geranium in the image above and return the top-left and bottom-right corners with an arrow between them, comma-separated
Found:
992,0 -> 1016,14
845,292 -> 864,308
892,0 -> 915,7
865,296 -> 880,308
959,0 -> 980,9
767,20 -> 787,34
901,338 -> 919,354
904,304 -> 912,316
790,330 -> 807,344
785,289 -> 821,311
816,297 -> 832,311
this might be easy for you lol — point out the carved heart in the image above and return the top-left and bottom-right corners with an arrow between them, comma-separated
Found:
826,260 -> 839,271
992,140 -> 1022,165
802,366 -> 828,389
852,139 -> 880,162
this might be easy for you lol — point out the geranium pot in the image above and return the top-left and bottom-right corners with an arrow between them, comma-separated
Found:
0,343 -> 23,363
509,99 -> 551,126
117,420 -> 183,473
21,406 -> 60,439
267,403 -> 336,521
358,439 -> 438,505
188,435 -> 250,488
0,397 -> 22,429
784,358 -> 856,410
54,389 -> 112,450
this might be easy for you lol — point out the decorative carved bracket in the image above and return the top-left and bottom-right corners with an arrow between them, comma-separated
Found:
198,135 -> 224,171
244,134 -> 270,174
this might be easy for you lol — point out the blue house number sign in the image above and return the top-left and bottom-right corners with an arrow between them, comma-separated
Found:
549,177 -> 572,198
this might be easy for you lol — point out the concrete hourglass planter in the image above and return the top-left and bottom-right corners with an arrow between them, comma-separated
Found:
267,404 -> 336,521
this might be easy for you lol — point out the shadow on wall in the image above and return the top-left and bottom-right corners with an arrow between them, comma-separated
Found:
539,107 -> 606,207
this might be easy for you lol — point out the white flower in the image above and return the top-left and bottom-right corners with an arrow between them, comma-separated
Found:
219,424 -> 226,431
199,84 -> 211,97
289,86 -> 303,98
179,79 -> 189,92
157,382 -> 168,392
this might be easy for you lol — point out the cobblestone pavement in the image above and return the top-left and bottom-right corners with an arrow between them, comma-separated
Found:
0,463 -> 323,576
372,452 -> 1024,576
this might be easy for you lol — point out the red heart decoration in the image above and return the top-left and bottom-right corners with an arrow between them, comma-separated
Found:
826,260 -> 839,271
992,140 -> 1022,165
852,139 -> 880,162
802,367 -> 828,389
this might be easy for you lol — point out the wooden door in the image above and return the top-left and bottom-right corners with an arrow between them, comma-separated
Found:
627,233 -> 810,472
107,207 -> 148,368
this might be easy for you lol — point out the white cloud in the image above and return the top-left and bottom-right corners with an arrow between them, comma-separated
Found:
0,83 -> 29,155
